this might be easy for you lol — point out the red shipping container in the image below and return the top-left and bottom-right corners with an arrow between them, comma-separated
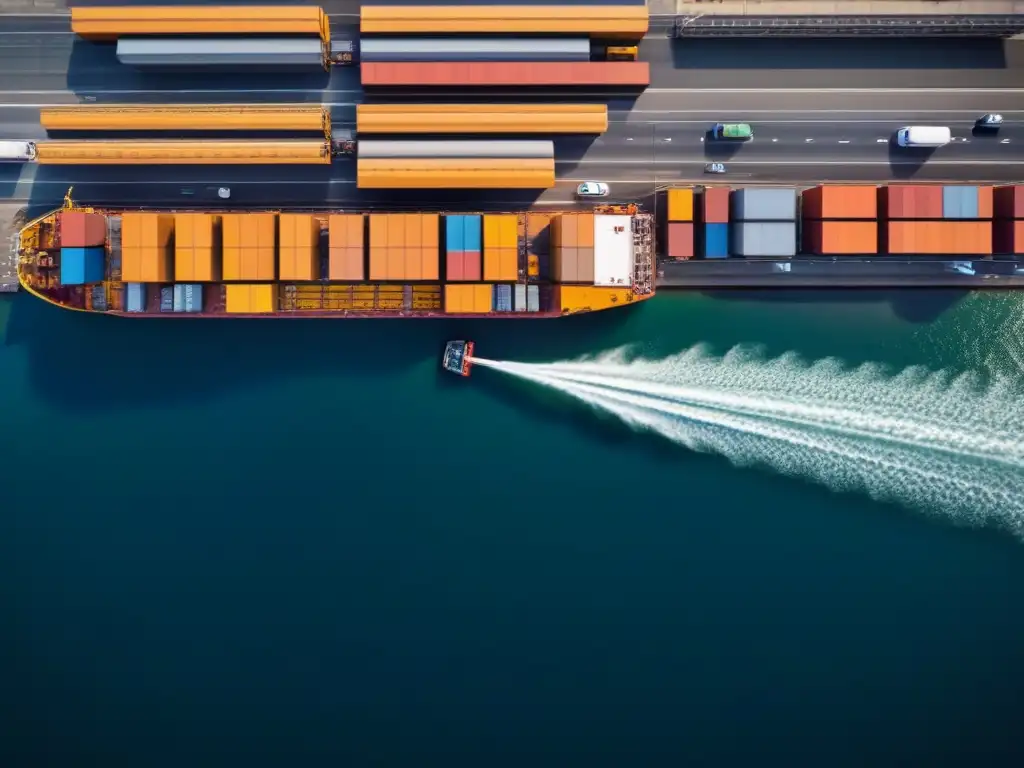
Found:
60,211 -> 107,248
446,251 -> 481,281
879,185 -> 943,219
994,220 -> 1024,254
994,185 -> 1024,219
361,61 -> 650,87
666,222 -> 694,259
702,187 -> 729,224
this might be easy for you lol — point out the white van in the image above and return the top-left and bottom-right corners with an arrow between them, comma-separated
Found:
0,140 -> 36,162
896,126 -> 951,148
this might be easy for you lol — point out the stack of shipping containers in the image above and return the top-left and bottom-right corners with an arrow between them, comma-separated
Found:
484,214 -> 518,313
368,214 -> 440,281
701,187 -> 730,259
278,214 -> 320,281
552,214 -> 595,284
880,185 -> 993,255
446,215 -> 482,281
71,5 -> 331,71
994,185 -> 1024,255
801,186 -> 878,255
59,212 -> 106,287
664,189 -> 693,260
730,189 -> 798,258
358,5 -> 650,88
328,214 -> 365,280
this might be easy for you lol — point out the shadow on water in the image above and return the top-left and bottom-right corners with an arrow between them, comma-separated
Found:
5,287 -> 649,412
669,38 -> 1008,71
700,288 -> 968,324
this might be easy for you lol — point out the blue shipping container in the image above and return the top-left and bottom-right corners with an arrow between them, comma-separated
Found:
703,223 -> 729,258
943,186 -> 979,219
59,246 -> 105,285
493,284 -> 513,312
125,283 -> 146,313
172,283 -> 203,313
160,286 -> 174,312
463,215 -> 481,252
446,215 -> 464,252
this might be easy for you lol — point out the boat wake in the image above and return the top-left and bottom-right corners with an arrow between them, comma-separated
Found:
473,346 -> 1024,539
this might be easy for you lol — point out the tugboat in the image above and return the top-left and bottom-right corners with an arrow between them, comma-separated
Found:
442,340 -> 474,377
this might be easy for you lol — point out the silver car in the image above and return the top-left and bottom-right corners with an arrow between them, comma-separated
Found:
576,182 -> 610,198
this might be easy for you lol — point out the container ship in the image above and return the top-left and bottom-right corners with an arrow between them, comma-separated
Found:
16,192 -> 654,318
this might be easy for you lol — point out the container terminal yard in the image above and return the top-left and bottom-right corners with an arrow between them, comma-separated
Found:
3,2 -> 1024,301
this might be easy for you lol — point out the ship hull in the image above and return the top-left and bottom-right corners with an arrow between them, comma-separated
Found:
17,198 -> 655,319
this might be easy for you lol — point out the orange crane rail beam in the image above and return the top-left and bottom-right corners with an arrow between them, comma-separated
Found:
71,6 -> 330,44
35,140 -> 333,165
356,104 -> 608,134
360,5 -> 648,39
40,104 -> 331,138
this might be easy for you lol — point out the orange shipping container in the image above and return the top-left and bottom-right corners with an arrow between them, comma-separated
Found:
356,103 -> 608,135
222,213 -> 277,281
483,214 -> 519,281
357,158 -> 554,189
369,214 -> 438,280
278,214 -> 320,281
884,221 -> 992,255
174,213 -> 220,282
802,221 -> 878,255
978,186 -> 994,220
801,186 -> 877,220
444,283 -> 493,314
360,5 -> 649,38
71,6 -> 330,43
328,214 -> 365,280
121,212 -> 173,283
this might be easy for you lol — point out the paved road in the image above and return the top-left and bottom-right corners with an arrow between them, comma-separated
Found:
2,13 -> 1024,209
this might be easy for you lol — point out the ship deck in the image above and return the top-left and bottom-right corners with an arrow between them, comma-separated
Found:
17,202 -> 656,317
1,204 -> 24,293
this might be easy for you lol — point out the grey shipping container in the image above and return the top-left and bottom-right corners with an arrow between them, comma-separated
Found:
358,37 -> 591,63
90,284 -> 107,311
730,222 -> 797,257
172,283 -> 204,313
526,284 -> 540,313
159,286 -> 174,312
116,38 -> 324,70
493,284 -> 513,312
514,283 -> 527,312
125,283 -> 146,313
731,188 -> 797,221
358,140 -> 554,160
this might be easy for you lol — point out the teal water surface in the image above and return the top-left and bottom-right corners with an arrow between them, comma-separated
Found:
1,289 -> 1022,767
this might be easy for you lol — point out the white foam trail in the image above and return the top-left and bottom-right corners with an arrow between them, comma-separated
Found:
474,346 -> 1024,538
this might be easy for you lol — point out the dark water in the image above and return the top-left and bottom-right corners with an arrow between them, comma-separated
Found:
2,288 -> 1023,767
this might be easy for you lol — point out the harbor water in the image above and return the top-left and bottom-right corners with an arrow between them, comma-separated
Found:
1,288 -> 1023,767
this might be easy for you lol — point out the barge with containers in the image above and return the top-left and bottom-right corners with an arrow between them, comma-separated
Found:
16,191 -> 654,318
657,183 -> 1024,287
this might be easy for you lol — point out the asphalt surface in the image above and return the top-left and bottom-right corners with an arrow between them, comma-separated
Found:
1,14 -> 1024,210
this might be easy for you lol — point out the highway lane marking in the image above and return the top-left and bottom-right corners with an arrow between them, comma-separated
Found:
558,160 -> 1024,165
